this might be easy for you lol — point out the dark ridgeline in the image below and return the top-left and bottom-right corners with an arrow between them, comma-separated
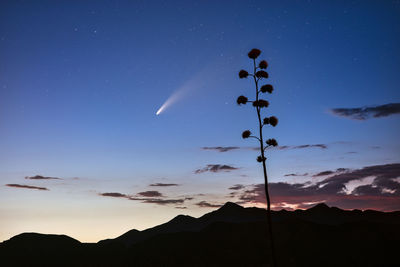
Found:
237,48 -> 279,266
1,202 -> 399,267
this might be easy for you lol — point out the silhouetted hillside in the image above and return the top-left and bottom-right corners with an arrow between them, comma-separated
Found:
99,202 -> 266,246
2,232 -> 80,249
1,202 -> 399,267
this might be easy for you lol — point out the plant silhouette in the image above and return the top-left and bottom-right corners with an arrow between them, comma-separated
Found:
237,48 -> 278,267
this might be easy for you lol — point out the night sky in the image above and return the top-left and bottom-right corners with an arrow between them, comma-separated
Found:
1,0 -> 399,242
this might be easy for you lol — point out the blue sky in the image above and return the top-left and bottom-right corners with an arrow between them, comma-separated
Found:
1,0 -> 399,242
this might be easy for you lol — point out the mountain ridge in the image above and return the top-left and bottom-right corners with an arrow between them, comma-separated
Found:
3,202 -> 399,246
1,202 -> 399,266
100,201 -> 400,246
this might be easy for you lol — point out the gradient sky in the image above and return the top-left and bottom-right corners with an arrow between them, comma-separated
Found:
1,0 -> 399,243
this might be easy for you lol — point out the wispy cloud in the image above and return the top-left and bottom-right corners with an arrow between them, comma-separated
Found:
313,168 -> 349,177
279,144 -> 327,150
284,173 -> 309,177
130,197 -> 185,205
229,184 -> 245,190
149,183 -> 179,187
331,103 -> 400,120
25,175 -> 61,180
202,144 -> 328,153
201,146 -> 240,152
137,191 -> 163,197
99,191 -> 189,206
312,171 -> 335,177
195,201 -> 223,208
99,192 -> 128,198
5,184 -> 49,191
195,164 -> 239,174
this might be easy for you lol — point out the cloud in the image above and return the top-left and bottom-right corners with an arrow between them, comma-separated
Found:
195,201 -> 223,208
141,198 -> 184,205
351,185 -> 382,196
279,144 -> 327,150
149,183 -> 179,187
5,184 -> 49,191
313,171 -> 335,177
99,191 -> 188,206
336,168 -> 350,172
25,175 -> 61,180
229,184 -> 245,190
201,146 -> 240,152
284,173 -> 309,177
175,206 -> 187,209
330,103 -> 400,120
228,192 -> 237,197
202,144 -> 327,153
137,191 -> 163,197
99,192 -> 128,198
313,168 -> 349,177
195,164 -> 239,174
234,163 -> 400,211
130,197 -> 185,205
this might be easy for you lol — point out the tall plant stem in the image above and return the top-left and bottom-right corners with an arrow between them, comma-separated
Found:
252,59 -> 277,267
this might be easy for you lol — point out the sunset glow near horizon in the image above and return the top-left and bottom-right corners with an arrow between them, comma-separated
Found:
1,0 -> 399,243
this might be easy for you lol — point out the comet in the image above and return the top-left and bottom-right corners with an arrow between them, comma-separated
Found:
155,72 -> 204,116
155,60 -> 222,115
155,106 -> 164,115
156,88 -> 186,115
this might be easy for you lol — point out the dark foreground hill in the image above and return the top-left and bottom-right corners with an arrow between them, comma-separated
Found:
1,202 -> 399,267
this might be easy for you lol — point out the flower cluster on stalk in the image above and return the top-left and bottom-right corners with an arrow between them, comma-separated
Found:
237,48 -> 279,162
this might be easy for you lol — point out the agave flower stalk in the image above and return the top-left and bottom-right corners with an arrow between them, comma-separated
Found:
237,48 -> 279,267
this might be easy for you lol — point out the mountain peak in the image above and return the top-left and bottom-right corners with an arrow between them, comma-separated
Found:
308,202 -> 330,211
219,202 -> 243,211
169,214 -> 195,223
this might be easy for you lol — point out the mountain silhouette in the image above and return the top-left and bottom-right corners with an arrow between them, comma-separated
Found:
99,202 -> 266,246
2,232 -> 80,249
307,202 -> 329,211
1,202 -> 399,266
